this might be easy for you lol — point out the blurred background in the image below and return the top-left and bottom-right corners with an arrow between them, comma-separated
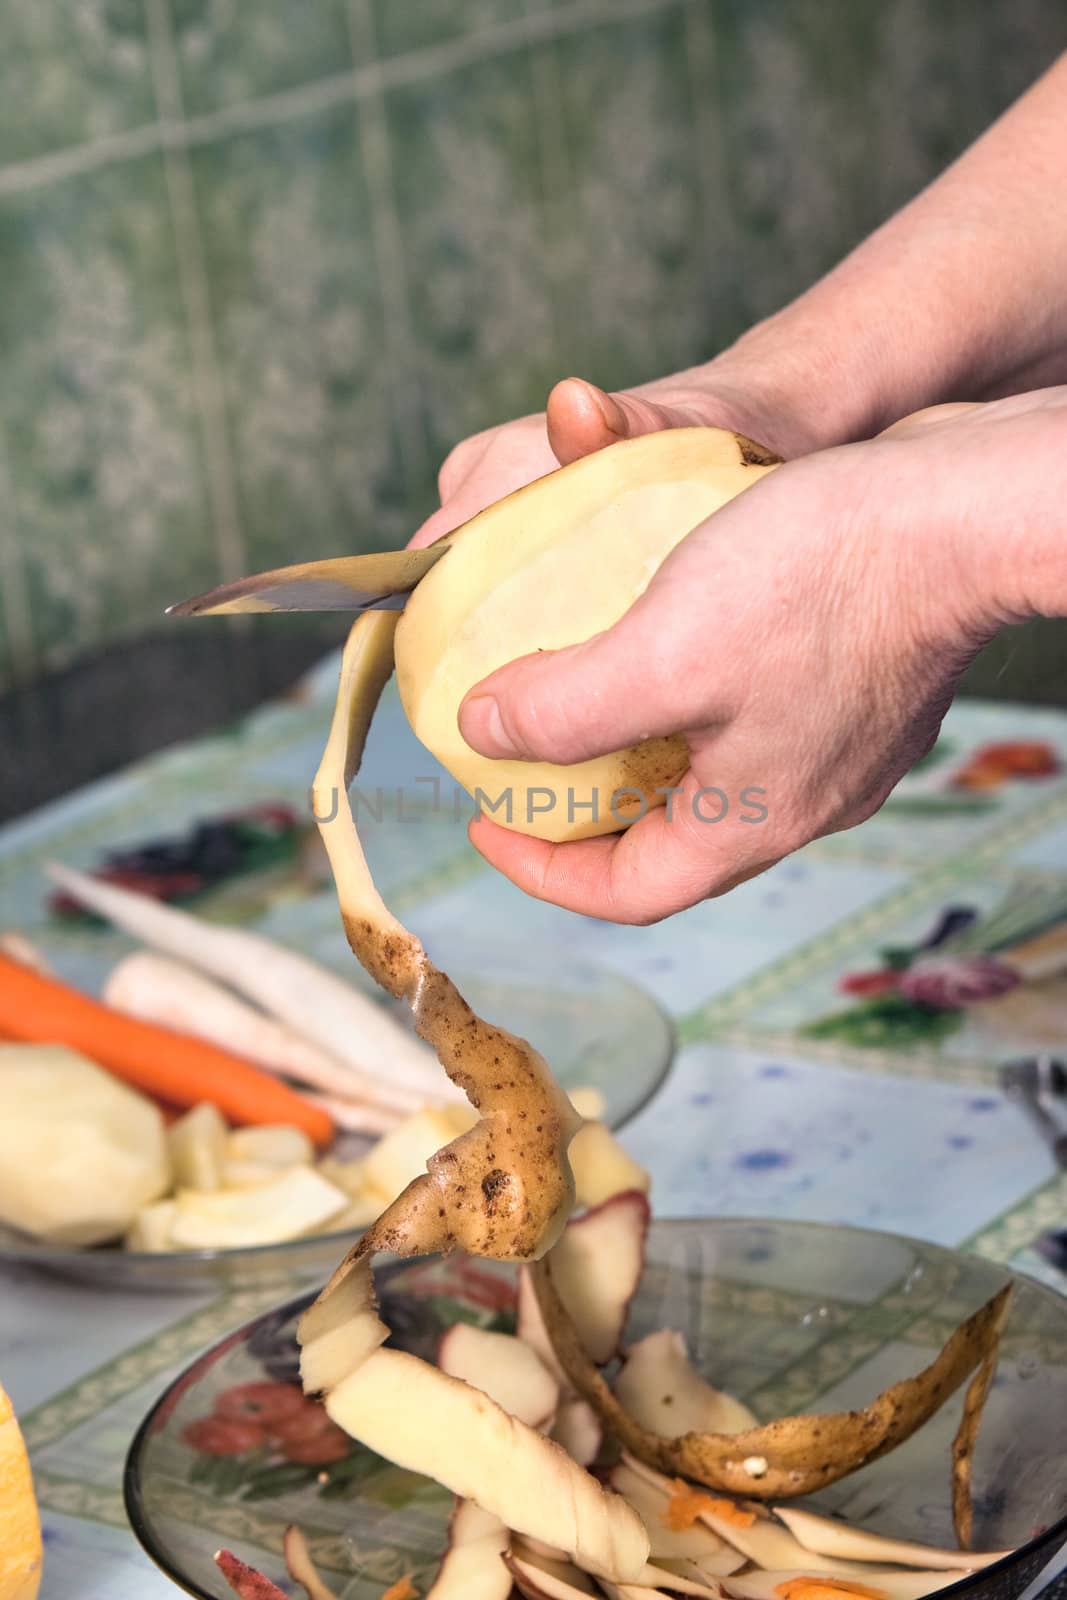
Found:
3,0 -> 1067,818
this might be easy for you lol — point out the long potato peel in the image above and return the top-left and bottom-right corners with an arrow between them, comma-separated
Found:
297,612 -> 646,1581
308,611 -> 582,1274
529,1255 -> 1012,1501
289,558 -> 1012,1582
951,1332 -> 1004,1548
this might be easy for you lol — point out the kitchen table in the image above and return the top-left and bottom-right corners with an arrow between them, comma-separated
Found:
2,652 -> 1066,1598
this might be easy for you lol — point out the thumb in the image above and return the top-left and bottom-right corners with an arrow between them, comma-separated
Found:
458,590 -> 714,766
546,376 -> 717,467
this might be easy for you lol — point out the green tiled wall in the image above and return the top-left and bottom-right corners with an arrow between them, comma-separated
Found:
1,0 -> 1066,693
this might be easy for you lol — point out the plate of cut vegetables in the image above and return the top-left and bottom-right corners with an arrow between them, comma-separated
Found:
124,1214 -> 1067,1600
0,865 -> 671,1287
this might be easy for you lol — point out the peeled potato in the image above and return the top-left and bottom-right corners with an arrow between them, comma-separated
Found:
0,1045 -> 170,1246
395,429 -> 779,842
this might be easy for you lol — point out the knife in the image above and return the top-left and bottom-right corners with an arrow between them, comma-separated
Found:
999,1055 -> 1067,1167
168,540 -> 453,617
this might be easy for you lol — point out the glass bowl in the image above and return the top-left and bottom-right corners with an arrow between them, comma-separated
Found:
0,951 -> 672,1289
125,1217 -> 1067,1599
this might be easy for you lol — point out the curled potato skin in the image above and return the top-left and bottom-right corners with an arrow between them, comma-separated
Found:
303,609 -> 580,1326
529,1256 -> 1012,1503
301,535 -> 1011,1550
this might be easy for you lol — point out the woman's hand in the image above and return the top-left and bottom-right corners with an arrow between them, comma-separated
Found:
408,362 -> 827,553
454,390 -> 1067,923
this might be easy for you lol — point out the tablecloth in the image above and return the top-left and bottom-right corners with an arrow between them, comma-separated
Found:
2,654 -> 1067,1598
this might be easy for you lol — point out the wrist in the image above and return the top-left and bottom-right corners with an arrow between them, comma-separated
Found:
880,394 -> 1067,641
690,307 -> 896,458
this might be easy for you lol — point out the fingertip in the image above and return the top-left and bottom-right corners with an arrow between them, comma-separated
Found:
546,377 -> 628,466
458,690 -> 515,759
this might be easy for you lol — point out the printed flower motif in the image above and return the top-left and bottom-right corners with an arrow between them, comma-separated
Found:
214,1382 -> 307,1426
183,1380 -> 350,1466
952,741 -> 1060,791
839,969 -> 900,997
273,1422 -> 351,1465
182,1416 -> 267,1457
898,955 -> 1021,1010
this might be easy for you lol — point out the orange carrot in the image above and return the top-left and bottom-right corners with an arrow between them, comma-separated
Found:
380,1579 -> 417,1600
776,1582 -> 890,1600
0,952 -> 333,1146
665,1478 -> 757,1531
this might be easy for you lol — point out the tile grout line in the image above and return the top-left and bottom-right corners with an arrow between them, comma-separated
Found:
346,0 -> 430,501
0,0 -> 681,202
0,425 -> 38,685
681,0 -> 746,344
143,0 -> 247,584
524,0 -> 575,371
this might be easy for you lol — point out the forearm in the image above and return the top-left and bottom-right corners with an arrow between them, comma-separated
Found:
864,389 -> 1067,641
706,52 -> 1067,453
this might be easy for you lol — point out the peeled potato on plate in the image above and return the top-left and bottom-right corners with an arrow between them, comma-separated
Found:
0,1044 -> 169,1246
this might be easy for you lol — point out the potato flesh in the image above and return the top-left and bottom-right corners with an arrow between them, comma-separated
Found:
569,1122 -> 650,1209
548,1191 -> 649,1363
169,1165 -> 348,1249
325,1347 -> 649,1580
0,1045 -> 169,1246
396,431 -> 776,842
438,1324 -> 560,1429
293,461 -> 1006,1585
227,1124 -> 314,1168
426,1501 -> 511,1600
168,1101 -> 228,1192
614,1329 -> 757,1437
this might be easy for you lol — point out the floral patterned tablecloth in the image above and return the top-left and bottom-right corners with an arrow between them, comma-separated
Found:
2,653 -> 1067,1598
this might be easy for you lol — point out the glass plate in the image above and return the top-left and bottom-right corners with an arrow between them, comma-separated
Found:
125,1218 -> 1067,1600
0,948 -> 672,1288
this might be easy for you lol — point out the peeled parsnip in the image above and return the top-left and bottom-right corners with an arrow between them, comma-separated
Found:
302,1091 -> 401,1136
104,950 -> 418,1116
48,862 -> 458,1106
0,930 -> 53,977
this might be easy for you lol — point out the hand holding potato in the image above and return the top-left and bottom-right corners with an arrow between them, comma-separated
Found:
457,390 -> 1067,922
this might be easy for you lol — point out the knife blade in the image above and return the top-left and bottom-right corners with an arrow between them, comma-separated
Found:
168,540 -> 453,617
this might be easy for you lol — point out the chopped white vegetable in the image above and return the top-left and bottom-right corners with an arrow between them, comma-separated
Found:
104,949 -> 421,1114
167,1102 -> 228,1192
311,1196 -> 381,1233
226,1124 -> 314,1169
567,1086 -> 607,1122
220,1158 -> 283,1190
316,1155 -> 370,1200
169,1165 -> 349,1248
126,1200 -> 178,1252
362,1106 -> 469,1203
568,1122 -> 650,1209
51,862 -> 454,1103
